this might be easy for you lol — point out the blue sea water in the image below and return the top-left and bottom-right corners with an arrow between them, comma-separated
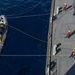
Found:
0,0 -> 51,75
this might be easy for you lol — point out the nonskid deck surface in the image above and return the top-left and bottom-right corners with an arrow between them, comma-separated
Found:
46,0 -> 75,75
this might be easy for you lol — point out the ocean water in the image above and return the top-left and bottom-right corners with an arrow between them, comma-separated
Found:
0,0 -> 51,75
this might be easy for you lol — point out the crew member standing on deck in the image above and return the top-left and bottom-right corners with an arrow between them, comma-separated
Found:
64,3 -> 67,11
67,29 -> 71,38
69,51 -> 75,59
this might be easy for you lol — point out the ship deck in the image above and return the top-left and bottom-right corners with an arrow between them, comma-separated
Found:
45,0 -> 75,75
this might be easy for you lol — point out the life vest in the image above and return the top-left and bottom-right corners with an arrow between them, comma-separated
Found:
67,30 -> 71,35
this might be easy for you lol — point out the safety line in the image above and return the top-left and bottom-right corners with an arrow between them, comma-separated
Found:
0,55 -> 74,56
7,13 -> 50,19
8,25 -> 47,43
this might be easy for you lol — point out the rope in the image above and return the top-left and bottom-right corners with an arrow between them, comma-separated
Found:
7,13 -> 50,19
8,25 -> 47,43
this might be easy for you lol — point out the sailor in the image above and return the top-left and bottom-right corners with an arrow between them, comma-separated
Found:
73,52 -> 75,59
64,3 -> 67,11
67,29 -> 71,38
72,52 -> 75,58
69,51 -> 75,58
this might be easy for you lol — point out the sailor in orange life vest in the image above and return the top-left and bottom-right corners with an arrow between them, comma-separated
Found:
67,29 -> 71,38
64,3 -> 67,11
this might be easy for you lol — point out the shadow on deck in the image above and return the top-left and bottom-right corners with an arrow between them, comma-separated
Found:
65,64 -> 75,75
